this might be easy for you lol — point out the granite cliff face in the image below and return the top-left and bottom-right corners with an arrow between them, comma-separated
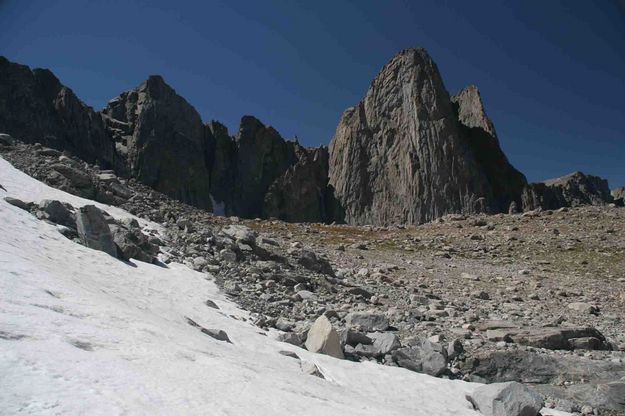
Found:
451,86 -> 527,213
231,116 -> 297,218
328,49 -> 525,225
0,57 -> 115,168
263,145 -> 339,223
102,76 -> 214,209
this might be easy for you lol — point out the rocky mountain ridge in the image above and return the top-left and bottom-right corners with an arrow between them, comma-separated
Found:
0,50 -> 618,225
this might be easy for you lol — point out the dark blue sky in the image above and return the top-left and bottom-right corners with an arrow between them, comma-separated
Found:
1,0 -> 624,187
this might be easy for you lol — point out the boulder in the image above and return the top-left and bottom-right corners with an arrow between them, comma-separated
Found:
345,311 -> 389,332
567,302 -> 598,314
200,328 -> 232,343
38,199 -> 73,227
339,329 -> 373,347
47,163 -> 95,199
467,381 -> 544,416
109,219 -> 158,263
367,332 -> 401,356
75,205 -> 117,257
505,326 -> 609,351
305,315 -> 344,359
465,349 -> 625,385
4,196 -> 31,211
221,224 -> 257,245
297,250 -> 334,276
392,340 -> 448,376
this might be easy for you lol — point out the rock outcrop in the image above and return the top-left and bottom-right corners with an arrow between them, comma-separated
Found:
611,187 -> 625,206
263,145 -> 339,222
328,48 -> 526,225
451,86 -> 527,213
305,315 -> 344,359
230,116 -> 297,218
0,56 -> 115,167
102,76 -> 213,209
467,381 -> 544,416
75,205 -> 117,257
522,171 -> 613,211
205,116 -> 336,222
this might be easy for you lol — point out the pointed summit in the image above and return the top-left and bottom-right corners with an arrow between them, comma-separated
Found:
101,75 -> 212,209
328,48 -> 528,225
452,85 -> 497,137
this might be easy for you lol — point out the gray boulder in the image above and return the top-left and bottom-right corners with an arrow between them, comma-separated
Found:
4,197 -> 32,211
392,340 -> 448,376
339,329 -> 373,347
297,249 -> 334,276
345,311 -> 389,332
39,200 -> 73,227
109,219 -> 158,263
305,315 -> 344,359
467,381 -> 543,416
47,163 -> 95,199
75,205 -> 117,257
367,332 -> 401,356
221,224 -> 257,245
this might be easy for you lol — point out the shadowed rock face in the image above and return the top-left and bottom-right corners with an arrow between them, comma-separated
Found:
224,116 -> 337,222
451,86 -> 527,213
263,145 -> 340,223
0,56 -> 115,168
102,76 -> 213,209
232,116 -> 297,218
522,171 -> 613,211
328,48 -> 522,225
206,120 -> 236,214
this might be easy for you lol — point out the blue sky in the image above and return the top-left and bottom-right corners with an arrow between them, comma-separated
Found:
1,0 -> 624,187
